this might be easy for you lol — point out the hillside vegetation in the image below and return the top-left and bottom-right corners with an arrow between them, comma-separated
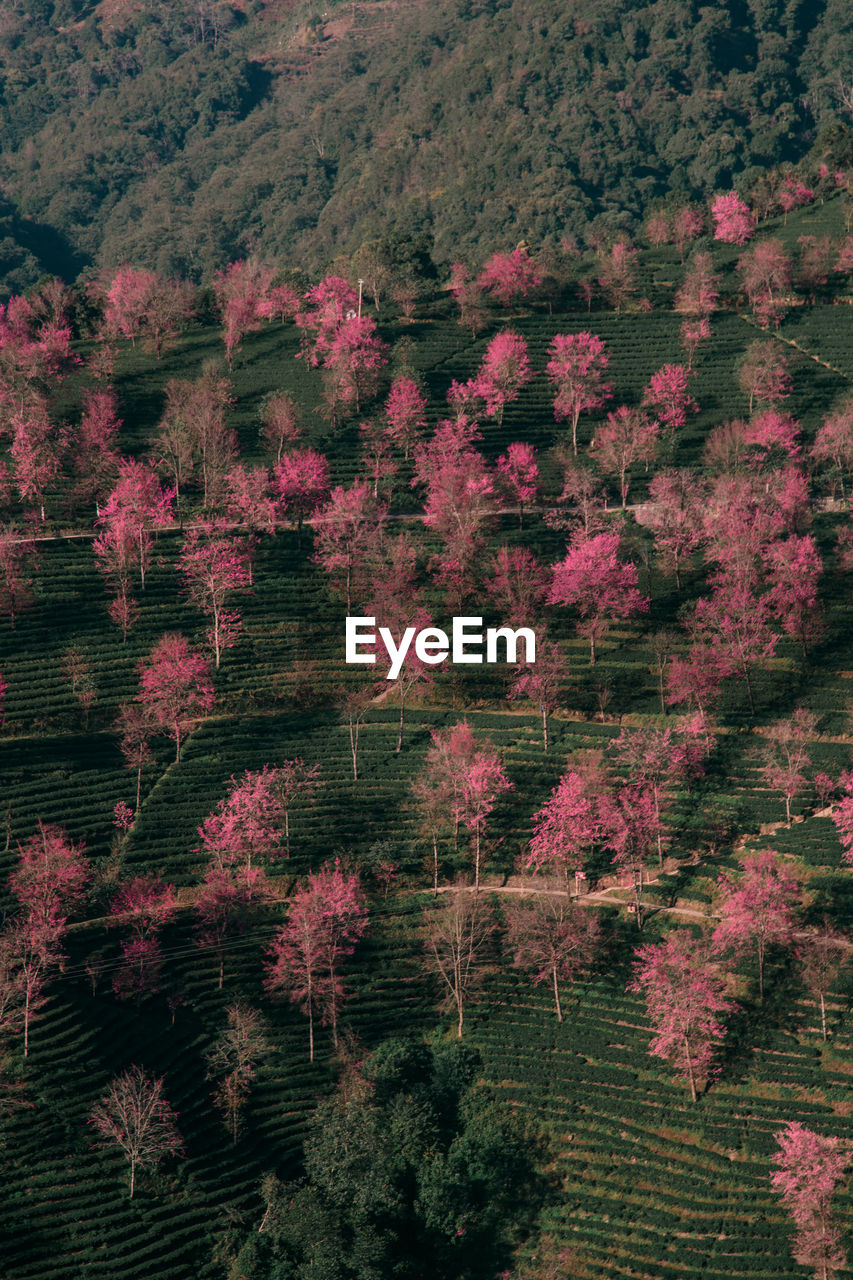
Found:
3,0 -> 853,290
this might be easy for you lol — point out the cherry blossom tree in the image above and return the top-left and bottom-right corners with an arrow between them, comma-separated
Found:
73,388 -> 121,507
711,191 -> 754,244
422,450 -> 496,611
109,875 -> 177,999
90,1065 -> 184,1198
545,332 -> 612,455
260,392 -> 302,464
477,248 -> 542,307
495,441 -> 539,526
323,313 -> 388,415
96,460 -> 174,593
486,545 -> 549,626
712,850 -> 800,998
505,894 -> 601,1021
642,470 -> 707,589
358,416 -> 397,499
206,1002 -> 271,1143
699,579 -> 778,712
798,926 -> 847,1042
630,930 -> 734,1101
771,1122 -> 850,1280
605,782 -> 663,924
524,756 -> 610,890
672,205 -> 706,257
198,762 -> 319,871
213,258 -> 276,369
738,239 -> 792,327
738,339 -> 792,414
680,316 -> 712,370
448,262 -> 490,337
265,860 -> 367,1060
385,376 -> 427,459
614,716 -> 714,865
9,398 -> 58,522
549,529 -> 648,665
295,275 -> 360,366
115,701 -> 155,811
423,883 -> 494,1037
195,864 -> 269,989
455,738 -> 513,889
597,239 -> 639,311
507,637 -> 566,752
590,405 -> 659,507
674,251 -> 720,320
272,448 -> 330,545
179,527 -> 252,668
473,331 -> 533,425
8,822 -> 89,1057
760,706 -> 818,828
137,633 -> 215,761
642,365 -> 697,437
812,399 -> 853,499
0,526 -> 37,628
313,481 -> 386,610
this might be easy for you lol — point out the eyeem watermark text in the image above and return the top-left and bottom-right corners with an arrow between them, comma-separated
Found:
345,616 -> 536,680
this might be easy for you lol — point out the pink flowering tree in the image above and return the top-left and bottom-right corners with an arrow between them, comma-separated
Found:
505,895 -> 601,1021
507,637 -> 566,752
137,633 -> 215,761
455,742 -> 513,889
313,482 -> 386,611
545,331 -> 612,455
486,545 -> 549,626
642,365 -> 697,438
195,864 -> 270,990
771,1122 -> 850,1280
476,248 -> 542,307
712,850 -> 800,998
0,526 -> 37,629
738,239 -> 792,328
385,377 -> 428,459
109,875 -> 177,999
589,405 -> 660,507
260,392 -> 302,464
549,529 -> 649,664
524,756 -> 610,890
90,1065 -> 184,1198
213,258 -> 276,369
764,534 -> 823,659
272,448 -> 330,545
264,859 -> 367,1061
614,716 -> 714,864
495,441 -> 539,526
738,339 -> 792,414
711,191 -> 754,244
641,470 -> 707,589
630,930 -> 734,1102
596,239 -> 639,312
96,460 -> 174,592
472,330 -> 533,425
179,527 -> 252,668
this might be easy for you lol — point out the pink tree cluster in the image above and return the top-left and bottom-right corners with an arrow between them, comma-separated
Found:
545,331 -> 612,455
549,529 -> 648,664
476,248 -> 542,307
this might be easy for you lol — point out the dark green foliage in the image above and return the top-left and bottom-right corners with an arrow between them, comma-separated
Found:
1,0 -> 853,290
233,1037 -> 544,1280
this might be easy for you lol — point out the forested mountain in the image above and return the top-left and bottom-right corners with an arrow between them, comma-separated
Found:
2,0 -> 853,291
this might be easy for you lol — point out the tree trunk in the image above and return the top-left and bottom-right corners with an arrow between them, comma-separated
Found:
684,1035 -> 697,1103
552,966 -> 563,1022
541,704 -> 548,752
432,833 -> 439,897
396,686 -> 405,753
821,990 -> 827,1042
130,1157 -> 136,1199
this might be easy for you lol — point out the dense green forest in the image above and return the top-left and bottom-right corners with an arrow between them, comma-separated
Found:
3,0 -> 853,292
